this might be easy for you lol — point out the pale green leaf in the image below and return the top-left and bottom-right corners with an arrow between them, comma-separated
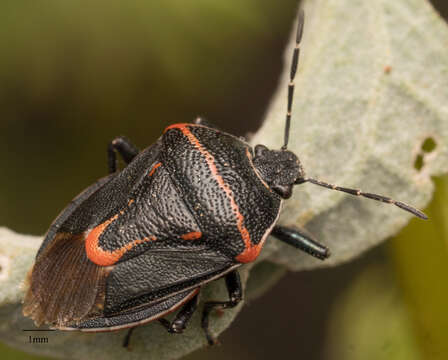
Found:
255,0 -> 448,269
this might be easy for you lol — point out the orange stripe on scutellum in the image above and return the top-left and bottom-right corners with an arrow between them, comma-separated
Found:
85,210 -> 156,266
171,124 -> 260,264
181,231 -> 202,240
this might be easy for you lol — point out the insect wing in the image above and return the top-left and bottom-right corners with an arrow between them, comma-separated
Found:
103,246 -> 239,316
23,231 -> 109,327
24,142 -> 163,327
64,288 -> 200,332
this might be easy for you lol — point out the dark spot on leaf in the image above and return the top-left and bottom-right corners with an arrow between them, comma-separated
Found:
414,137 -> 437,171
414,154 -> 424,171
421,137 -> 436,153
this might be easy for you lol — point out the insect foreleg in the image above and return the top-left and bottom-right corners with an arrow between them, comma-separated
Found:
271,225 -> 330,260
107,136 -> 139,173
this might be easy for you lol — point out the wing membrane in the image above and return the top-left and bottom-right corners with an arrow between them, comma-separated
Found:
23,233 -> 109,327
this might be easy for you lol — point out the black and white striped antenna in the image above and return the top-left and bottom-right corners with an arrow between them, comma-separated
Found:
285,11 -> 427,220
282,9 -> 304,150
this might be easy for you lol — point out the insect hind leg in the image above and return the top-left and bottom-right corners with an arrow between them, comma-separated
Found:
201,270 -> 242,345
123,327 -> 136,349
158,292 -> 199,334
108,136 -> 139,173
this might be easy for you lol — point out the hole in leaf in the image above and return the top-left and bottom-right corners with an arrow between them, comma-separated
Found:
414,154 -> 424,171
414,137 -> 437,171
421,137 -> 436,153
0,256 -> 7,280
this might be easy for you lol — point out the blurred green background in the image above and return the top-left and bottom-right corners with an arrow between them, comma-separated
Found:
0,1 -> 447,359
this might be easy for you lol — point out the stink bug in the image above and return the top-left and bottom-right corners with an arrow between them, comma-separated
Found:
23,10 -> 427,348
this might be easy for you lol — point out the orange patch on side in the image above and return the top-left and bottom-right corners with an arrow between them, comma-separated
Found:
148,162 -> 162,177
173,125 -> 260,264
85,211 -> 157,266
181,231 -> 202,240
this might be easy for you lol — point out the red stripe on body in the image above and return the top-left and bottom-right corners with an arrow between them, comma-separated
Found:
170,124 -> 261,264
164,123 -> 194,132
148,162 -> 162,177
85,207 -> 156,266
181,231 -> 202,240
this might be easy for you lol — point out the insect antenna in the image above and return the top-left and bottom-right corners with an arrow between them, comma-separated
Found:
282,9 -> 304,151
301,177 -> 428,220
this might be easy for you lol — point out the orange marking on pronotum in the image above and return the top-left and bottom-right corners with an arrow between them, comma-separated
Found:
85,213 -> 156,266
170,124 -> 259,264
181,231 -> 202,240
148,162 -> 162,177
164,123 -> 192,132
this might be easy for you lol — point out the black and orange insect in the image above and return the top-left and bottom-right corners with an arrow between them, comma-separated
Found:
23,10 -> 427,347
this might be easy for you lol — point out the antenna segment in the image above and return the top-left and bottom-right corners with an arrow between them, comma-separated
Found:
282,9 -> 304,150
303,177 -> 428,219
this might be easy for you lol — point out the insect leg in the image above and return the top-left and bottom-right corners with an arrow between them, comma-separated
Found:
201,270 -> 242,345
158,292 -> 199,334
108,136 -> 139,173
122,327 -> 136,349
271,225 -> 330,260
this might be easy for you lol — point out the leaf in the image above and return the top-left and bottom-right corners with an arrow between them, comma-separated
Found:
254,0 -> 448,269
1,0 -> 448,359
